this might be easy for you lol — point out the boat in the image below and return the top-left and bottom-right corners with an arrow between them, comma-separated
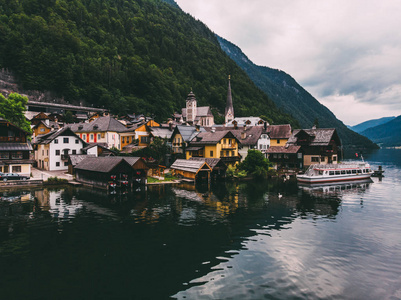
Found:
297,162 -> 373,184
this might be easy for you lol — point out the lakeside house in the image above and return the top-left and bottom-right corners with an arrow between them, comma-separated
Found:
186,129 -> 241,166
34,127 -> 87,171
170,125 -> 206,154
0,117 -> 34,176
74,156 -> 149,188
170,159 -> 212,182
286,128 -> 342,167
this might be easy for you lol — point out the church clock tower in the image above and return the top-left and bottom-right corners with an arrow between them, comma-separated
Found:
225,75 -> 234,125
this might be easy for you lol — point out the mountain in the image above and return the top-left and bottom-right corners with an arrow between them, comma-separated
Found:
0,0 -> 296,126
360,115 -> 401,147
216,36 -> 378,150
350,117 -> 396,133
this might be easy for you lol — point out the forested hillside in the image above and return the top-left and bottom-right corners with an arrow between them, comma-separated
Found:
217,36 -> 378,149
0,0 -> 296,126
361,116 -> 401,147
350,117 -> 396,133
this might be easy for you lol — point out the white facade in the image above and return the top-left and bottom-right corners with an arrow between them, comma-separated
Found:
257,133 -> 270,152
49,136 -> 85,171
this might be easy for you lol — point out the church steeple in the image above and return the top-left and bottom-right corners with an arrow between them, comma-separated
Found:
225,75 -> 234,124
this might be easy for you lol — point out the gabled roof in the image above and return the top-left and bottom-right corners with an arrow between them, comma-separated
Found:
266,124 -> 292,139
173,125 -> 206,142
265,145 -> 301,154
0,142 -> 33,151
0,117 -> 30,135
231,126 -> 263,146
34,127 -> 84,145
75,156 -> 131,173
68,116 -> 128,133
226,117 -> 265,127
287,128 -> 340,146
170,159 -> 212,174
182,106 -> 213,118
69,154 -> 96,166
189,157 -> 227,170
190,130 -> 238,145
82,143 -> 111,151
150,127 -> 174,139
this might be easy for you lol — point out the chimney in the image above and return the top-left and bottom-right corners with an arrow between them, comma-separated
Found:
169,122 -> 173,131
241,130 -> 247,140
195,125 -> 200,132
211,127 -> 216,133
233,121 -> 237,129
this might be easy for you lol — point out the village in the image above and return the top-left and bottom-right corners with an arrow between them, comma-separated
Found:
0,78 -> 342,190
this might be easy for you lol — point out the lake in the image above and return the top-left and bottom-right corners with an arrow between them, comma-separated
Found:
1,149 -> 401,299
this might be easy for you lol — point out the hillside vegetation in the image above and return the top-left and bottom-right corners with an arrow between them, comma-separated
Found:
350,117 -> 396,133
0,0 -> 296,126
361,116 -> 401,147
217,36 -> 378,150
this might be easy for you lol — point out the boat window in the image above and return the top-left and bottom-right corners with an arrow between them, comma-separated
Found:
335,171 -> 340,175
352,170 -> 357,174
329,171 -> 334,175
347,170 -> 351,174
341,170 -> 346,174
318,171 -> 323,175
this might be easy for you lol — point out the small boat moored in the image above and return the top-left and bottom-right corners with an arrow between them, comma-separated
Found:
297,162 -> 373,184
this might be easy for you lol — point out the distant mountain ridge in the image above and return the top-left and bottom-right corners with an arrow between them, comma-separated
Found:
360,115 -> 401,147
216,36 -> 377,149
350,117 -> 396,133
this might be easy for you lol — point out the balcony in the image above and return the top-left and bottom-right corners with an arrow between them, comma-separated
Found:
221,144 -> 236,150
61,154 -> 69,160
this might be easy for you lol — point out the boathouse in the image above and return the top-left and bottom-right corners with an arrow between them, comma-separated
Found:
189,157 -> 227,179
74,156 -> 148,188
170,159 -> 212,183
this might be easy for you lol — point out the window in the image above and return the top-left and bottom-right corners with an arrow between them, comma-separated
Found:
321,156 -> 325,162
47,150 -> 49,156
12,166 -> 21,173
141,136 -> 150,144
72,150 -> 77,154
277,139 -> 280,144
98,134 -> 101,140
56,162 -> 60,167
40,128 -> 45,132
0,152 -> 9,159
122,137 -> 125,143
210,150 -> 214,157
329,171 -> 334,175
231,151 -> 234,156
64,162 -> 68,166
63,137 -> 69,143
311,157 -> 319,162
335,171 -> 340,175
83,134 -> 86,140
11,152 -> 23,159
90,134 -> 94,141
75,139 -> 79,144
56,150 -> 60,156
54,139 -> 58,144
333,156 -> 337,161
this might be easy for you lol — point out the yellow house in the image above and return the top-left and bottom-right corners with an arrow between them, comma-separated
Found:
267,124 -> 292,147
170,125 -> 205,154
134,120 -> 160,147
186,130 -> 241,166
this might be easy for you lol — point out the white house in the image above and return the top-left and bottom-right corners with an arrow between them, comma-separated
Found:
34,127 -> 87,171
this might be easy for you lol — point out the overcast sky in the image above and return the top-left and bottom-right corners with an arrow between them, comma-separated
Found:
175,0 -> 401,125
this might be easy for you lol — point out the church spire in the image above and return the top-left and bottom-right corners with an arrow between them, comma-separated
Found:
225,75 -> 234,124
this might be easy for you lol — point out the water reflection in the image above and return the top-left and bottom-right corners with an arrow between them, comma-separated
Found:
0,177 -> 379,299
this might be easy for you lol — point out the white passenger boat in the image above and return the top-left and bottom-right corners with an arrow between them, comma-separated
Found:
297,162 -> 373,184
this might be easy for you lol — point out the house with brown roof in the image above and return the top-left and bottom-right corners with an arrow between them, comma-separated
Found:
189,157 -> 227,179
74,156 -> 149,188
286,128 -> 342,167
186,130 -> 241,166
68,116 -> 135,150
0,117 -> 34,176
170,159 -> 212,182
265,145 -> 303,169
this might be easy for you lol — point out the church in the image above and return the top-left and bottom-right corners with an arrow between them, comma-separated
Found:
181,76 -> 234,127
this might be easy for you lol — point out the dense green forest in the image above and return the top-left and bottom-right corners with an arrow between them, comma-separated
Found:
217,36 -> 378,149
0,0 -> 296,126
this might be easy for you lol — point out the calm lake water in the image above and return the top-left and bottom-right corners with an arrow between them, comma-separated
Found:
1,149 -> 401,300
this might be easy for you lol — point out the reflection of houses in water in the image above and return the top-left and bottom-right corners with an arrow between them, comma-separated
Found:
34,189 -> 83,220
